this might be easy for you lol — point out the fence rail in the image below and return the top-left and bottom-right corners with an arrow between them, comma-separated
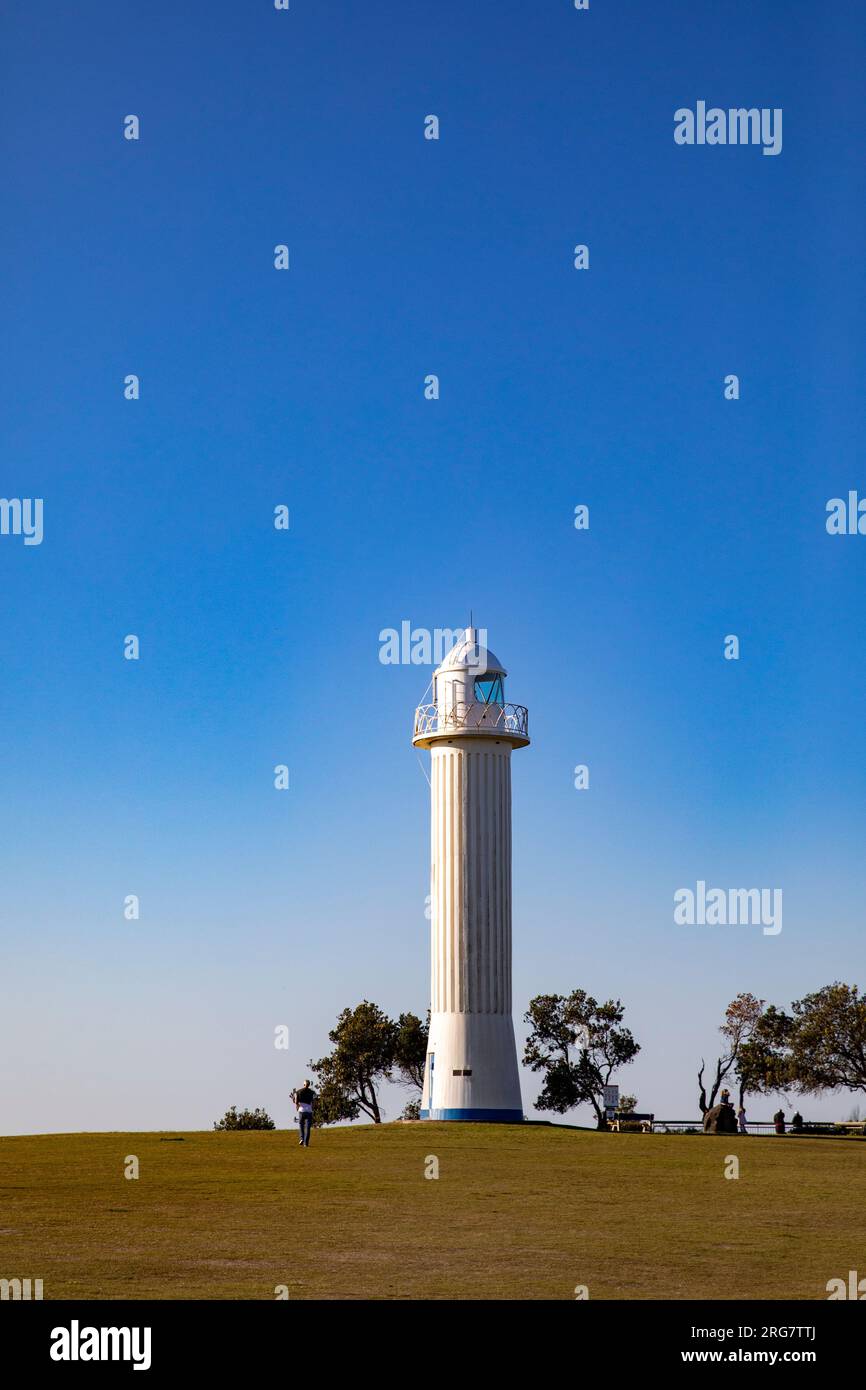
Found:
651,1119 -> 866,1135
413,701 -> 529,740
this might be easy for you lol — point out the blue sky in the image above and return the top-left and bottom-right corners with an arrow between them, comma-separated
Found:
1,1 -> 864,1133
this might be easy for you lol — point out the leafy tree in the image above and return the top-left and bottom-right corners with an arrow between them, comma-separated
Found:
308,1071 -> 358,1127
735,1004 -> 795,1099
393,1011 -> 429,1092
309,1001 -> 397,1124
214,1105 -> 275,1131
523,991 -> 640,1129
697,992 -> 765,1113
617,1094 -> 638,1114
309,1002 -> 429,1126
788,983 -> 866,1097
744,983 -> 866,1100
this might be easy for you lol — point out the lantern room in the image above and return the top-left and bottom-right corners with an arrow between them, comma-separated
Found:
413,626 -> 529,748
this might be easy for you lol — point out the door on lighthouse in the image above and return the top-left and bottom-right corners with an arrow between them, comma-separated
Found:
428,1053 -> 435,1112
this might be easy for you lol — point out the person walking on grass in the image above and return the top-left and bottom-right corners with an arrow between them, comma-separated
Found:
294,1079 -> 315,1147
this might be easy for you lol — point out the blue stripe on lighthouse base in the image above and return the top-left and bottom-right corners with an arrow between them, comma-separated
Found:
420,1107 -> 524,1123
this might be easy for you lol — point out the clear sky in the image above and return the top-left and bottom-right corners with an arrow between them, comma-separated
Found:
1,2 -> 864,1134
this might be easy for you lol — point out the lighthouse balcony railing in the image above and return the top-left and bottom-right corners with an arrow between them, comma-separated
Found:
413,701 -> 529,739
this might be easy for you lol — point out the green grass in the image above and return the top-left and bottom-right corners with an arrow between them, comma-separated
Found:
0,1124 -> 862,1299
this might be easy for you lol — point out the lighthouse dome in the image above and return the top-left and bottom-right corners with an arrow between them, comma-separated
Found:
435,627 -> 506,678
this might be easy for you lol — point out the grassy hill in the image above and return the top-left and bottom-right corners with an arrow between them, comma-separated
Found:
1,1123 -> 861,1300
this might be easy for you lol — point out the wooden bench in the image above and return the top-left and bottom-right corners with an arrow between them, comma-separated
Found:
612,1111 -> 654,1133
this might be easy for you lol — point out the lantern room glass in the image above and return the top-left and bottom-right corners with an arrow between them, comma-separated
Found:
474,674 -> 504,704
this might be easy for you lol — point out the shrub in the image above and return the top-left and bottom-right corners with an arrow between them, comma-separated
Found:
213,1106 -> 275,1131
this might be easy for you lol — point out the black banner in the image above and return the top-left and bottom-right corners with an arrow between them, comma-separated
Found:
3,1299 -> 860,1374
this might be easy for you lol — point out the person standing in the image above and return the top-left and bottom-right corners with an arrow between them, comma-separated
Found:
773,1108 -> 786,1134
294,1079 -> 315,1147
737,1104 -> 748,1134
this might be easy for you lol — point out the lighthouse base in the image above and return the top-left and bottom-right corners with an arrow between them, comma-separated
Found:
420,1107 -> 524,1122
420,1012 -> 524,1123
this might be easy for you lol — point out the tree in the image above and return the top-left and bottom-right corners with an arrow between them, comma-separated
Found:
790,983 -> 866,1097
309,1070 -> 361,1127
697,992 -> 765,1113
759,983 -> 866,1100
618,1094 -> 638,1114
523,991 -> 640,1129
309,1001 -> 398,1124
308,1002 -> 428,1125
213,1106 -> 275,1131
393,1011 -> 429,1092
735,1004 -> 795,1100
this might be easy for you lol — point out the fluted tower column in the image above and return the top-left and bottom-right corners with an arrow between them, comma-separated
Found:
413,628 -> 528,1122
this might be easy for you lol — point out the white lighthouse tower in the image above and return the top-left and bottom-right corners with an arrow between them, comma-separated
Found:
413,627 -> 529,1122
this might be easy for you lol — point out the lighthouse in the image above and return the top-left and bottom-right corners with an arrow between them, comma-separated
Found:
413,627 -> 529,1122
